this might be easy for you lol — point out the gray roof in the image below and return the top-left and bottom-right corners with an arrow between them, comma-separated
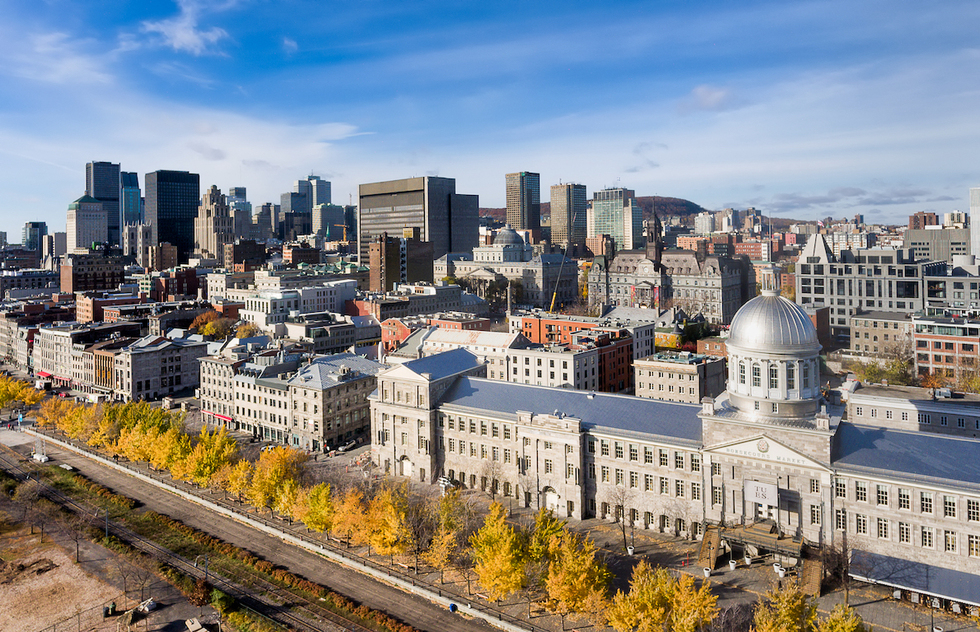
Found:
399,348 -> 484,380
850,549 -> 980,606
493,226 -> 525,247
439,377 -> 702,445
727,290 -> 820,353
287,352 -> 384,389
832,423 -> 980,491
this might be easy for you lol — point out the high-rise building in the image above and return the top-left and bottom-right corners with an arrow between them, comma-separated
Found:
357,176 -> 479,262
505,171 -> 541,231
549,183 -> 587,249
228,187 -> 252,239
369,229 -> 435,292
145,170 -> 200,263
281,175 -> 330,215
86,162 -> 121,245
120,172 -> 142,226
22,221 -> 47,253
193,185 -> 235,259
591,188 -> 644,251
66,195 -> 108,253
909,211 -> 940,230
312,203 -> 345,239
970,188 -> 980,259
694,211 -> 716,236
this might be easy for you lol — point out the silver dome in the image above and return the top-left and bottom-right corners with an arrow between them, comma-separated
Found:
727,290 -> 819,353
493,226 -> 525,247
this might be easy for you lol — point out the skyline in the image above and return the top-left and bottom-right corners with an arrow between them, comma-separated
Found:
2,0 -> 979,239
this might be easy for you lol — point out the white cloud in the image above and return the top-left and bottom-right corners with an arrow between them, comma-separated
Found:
283,37 -> 298,55
0,30 -> 112,85
678,85 -> 739,114
141,0 -> 230,55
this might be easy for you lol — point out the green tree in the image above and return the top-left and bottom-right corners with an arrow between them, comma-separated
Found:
751,587 -> 818,632
470,502 -> 525,602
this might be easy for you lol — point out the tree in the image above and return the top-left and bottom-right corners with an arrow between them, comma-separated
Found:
480,459 -> 503,499
190,310 -> 221,330
183,425 -> 238,487
404,493 -> 436,573
469,502 -> 525,602
607,560 -> 717,632
526,508 -> 565,564
920,371 -> 947,393
296,482 -> 334,533
332,487 -> 367,546
366,485 -> 408,557
816,604 -> 869,632
226,459 -> 253,502
544,530 -> 610,626
751,587 -> 818,632
426,488 -> 468,583
236,322 -> 261,338
603,484 -> 636,552
200,318 -> 235,339
781,284 -> 796,302
274,478 -> 300,521
247,446 -> 307,511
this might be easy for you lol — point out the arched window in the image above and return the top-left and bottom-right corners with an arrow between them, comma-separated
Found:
787,364 -> 795,389
769,365 -> 778,389
739,361 -> 746,384
803,363 -> 811,388
752,364 -> 761,387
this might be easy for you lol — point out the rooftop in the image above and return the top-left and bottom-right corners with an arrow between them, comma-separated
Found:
287,352 -> 384,389
439,376 -> 702,445
636,351 -> 721,365
399,348 -> 485,381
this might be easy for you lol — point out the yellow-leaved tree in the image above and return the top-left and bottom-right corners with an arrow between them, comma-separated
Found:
274,478 -> 301,521
183,426 -> 238,487
366,485 -> 408,557
816,603 -> 869,632
426,487 -> 468,583
299,483 -> 334,534
226,459 -> 253,502
150,425 -> 192,473
469,501 -> 525,602
544,530 -> 610,626
332,487 -> 367,547
751,587 -> 818,632
247,446 -> 306,512
607,560 -> 718,632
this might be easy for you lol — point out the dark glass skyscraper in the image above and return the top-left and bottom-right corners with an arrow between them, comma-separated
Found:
145,170 -> 200,263
506,171 -> 541,231
22,221 -> 47,253
86,162 -> 120,245
120,172 -> 142,226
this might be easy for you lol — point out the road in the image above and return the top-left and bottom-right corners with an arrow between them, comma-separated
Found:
8,432 -> 496,632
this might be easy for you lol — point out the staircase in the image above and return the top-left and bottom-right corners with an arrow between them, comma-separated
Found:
697,525 -> 722,570
800,557 -> 823,596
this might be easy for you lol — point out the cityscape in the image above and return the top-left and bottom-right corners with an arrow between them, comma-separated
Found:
1,2 -> 979,632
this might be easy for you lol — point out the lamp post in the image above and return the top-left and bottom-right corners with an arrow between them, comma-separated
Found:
194,555 -> 209,584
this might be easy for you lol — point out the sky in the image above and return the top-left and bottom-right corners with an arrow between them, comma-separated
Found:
1,0 -> 979,239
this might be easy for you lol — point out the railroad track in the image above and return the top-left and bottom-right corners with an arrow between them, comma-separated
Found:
0,450 -> 374,632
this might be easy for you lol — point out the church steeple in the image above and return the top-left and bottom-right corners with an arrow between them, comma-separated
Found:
645,211 -> 663,269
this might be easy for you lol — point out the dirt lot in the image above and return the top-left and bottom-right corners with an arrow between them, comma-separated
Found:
0,522 -> 127,632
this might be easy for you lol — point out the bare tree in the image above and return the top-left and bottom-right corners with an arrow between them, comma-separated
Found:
14,479 -> 44,536
404,493 -> 435,574
480,460 -> 503,500
602,485 -> 635,551
62,513 -> 90,562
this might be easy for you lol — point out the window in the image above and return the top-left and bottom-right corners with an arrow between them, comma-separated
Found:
739,363 -> 746,384
810,479 -> 820,494
567,463 -> 575,479
944,495 -> 957,518
877,485 -> 889,506
969,535 -> 980,557
921,492 -> 933,514
968,499 -> 979,522
901,411 -> 908,421
588,463 -> 595,479
691,455 -> 701,472
504,449 -> 511,463
712,462 -> 722,476
769,365 -> 778,389
877,518 -> 889,539
615,442 -> 624,459
856,514 -> 868,535
674,452 -> 684,469
855,481 -> 868,502
659,450 -> 669,467
787,364 -> 795,389
629,445 -> 638,461
712,486 -> 723,506
803,364 -> 810,388
645,474 -> 654,491
601,466 -> 609,482
810,505 -> 821,525
692,482 -> 701,501
855,406 -> 863,416
899,522 -> 911,544
644,447 -> 653,464
752,364 -> 761,387
835,479 -> 846,499
544,441 -> 553,450
492,446 -> 499,461
588,439 -> 596,453
675,480 -> 685,498
601,441 -> 610,456
660,477 -> 669,494
630,471 -> 638,488
835,509 -> 847,531
944,530 -> 957,553
615,469 -> 624,485
899,488 -> 910,510
922,527 -> 934,548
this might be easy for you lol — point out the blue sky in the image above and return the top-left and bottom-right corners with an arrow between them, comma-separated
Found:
1,0 -> 979,239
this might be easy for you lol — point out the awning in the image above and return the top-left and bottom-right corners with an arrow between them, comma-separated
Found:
205,411 -> 232,422
851,549 -> 980,607
36,371 -> 51,378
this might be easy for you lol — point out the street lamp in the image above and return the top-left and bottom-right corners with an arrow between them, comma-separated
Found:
194,555 -> 209,584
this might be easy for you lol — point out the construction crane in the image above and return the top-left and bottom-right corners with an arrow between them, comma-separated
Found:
333,224 -> 349,242
549,208 -> 579,313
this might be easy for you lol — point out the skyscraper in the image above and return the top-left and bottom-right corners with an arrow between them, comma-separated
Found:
228,187 -> 252,239
193,185 -> 235,259
145,170 -> 200,263
506,172 -> 541,231
358,176 -> 478,262
120,172 -> 142,225
591,188 -> 644,251
86,162 -> 120,246
66,195 -> 108,253
281,175 -> 330,215
549,183 -> 587,249
22,221 -> 47,253
970,188 -> 980,259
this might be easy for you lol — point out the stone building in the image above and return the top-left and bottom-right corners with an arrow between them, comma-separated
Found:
194,185 -> 235,260
113,335 -> 209,401
370,291 -> 980,609
634,351 -> 726,404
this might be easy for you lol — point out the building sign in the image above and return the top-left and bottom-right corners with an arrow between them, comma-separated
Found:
716,437 -> 812,467
745,480 -> 778,507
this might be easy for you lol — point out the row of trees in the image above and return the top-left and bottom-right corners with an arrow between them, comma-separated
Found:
0,375 -> 43,414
